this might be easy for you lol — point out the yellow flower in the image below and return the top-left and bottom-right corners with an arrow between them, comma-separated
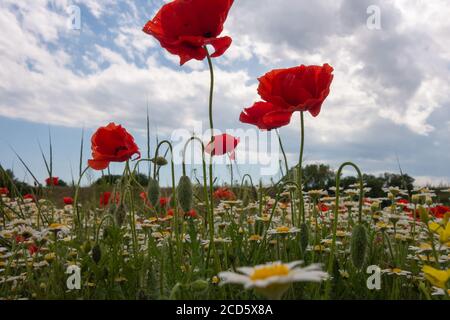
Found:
250,264 -> 290,281
422,265 -> 450,289
211,276 -> 220,285
428,221 -> 450,244
275,226 -> 290,233
248,234 -> 262,242
44,252 -> 56,262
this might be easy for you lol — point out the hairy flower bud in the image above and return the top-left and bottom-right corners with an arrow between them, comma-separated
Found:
147,177 -> 160,207
177,176 -> 193,212
350,224 -> 367,269
300,223 -> 309,254
92,243 -> 102,264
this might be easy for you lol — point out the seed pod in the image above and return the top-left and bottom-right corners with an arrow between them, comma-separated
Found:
92,243 -> 102,264
151,156 -> 168,166
147,177 -> 160,207
177,175 -> 193,212
300,223 -> 309,254
350,224 -> 367,269
113,203 -> 127,226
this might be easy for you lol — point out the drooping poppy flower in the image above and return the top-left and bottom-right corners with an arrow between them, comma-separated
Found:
205,134 -> 240,159
99,192 -> 120,207
63,197 -> 74,205
213,187 -> 236,201
45,177 -> 59,186
88,123 -> 140,171
257,64 -> 334,117
143,0 -> 234,65
429,205 -> 450,219
0,187 -> 9,195
239,101 -> 294,130
159,197 -> 169,207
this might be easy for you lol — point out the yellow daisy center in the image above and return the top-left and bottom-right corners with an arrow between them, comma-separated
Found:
276,226 -> 290,233
250,264 -> 290,281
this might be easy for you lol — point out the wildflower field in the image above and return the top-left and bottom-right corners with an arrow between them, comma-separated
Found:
1,0 -> 450,302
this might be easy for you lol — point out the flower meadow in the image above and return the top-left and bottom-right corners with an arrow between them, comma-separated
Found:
0,0 -> 449,301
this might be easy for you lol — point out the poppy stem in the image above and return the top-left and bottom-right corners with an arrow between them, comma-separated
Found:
297,112 -> 305,226
205,46 -> 221,273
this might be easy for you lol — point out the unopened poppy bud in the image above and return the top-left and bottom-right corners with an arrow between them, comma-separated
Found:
370,201 -> 380,213
190,280 -> 208,292
418,206 -> 429,223
147,177 -> 160,207
83,241 -> 92,254
300,223 -> 309,254
111,203 -> 127,226
151,156 -> 168,166
92,243 -> 101,264
350,224 -> 367,269
177,175 -> 193,212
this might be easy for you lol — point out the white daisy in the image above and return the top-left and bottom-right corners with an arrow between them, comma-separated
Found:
219,261 -> 328,300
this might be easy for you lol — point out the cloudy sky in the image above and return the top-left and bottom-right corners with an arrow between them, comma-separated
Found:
0,0 -> 449,186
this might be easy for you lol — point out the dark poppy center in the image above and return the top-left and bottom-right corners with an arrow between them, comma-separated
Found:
114,146 -> 127,155
203,32 -> 213,38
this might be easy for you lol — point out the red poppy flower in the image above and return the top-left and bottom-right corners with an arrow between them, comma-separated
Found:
213,187 -> 236,201
88,123 -> 140,171
257,64 -> 334,117
318,203 -> 329,212
143,0 -> 234,65
15,235 -> 25,244
0,187 -> 9,195
99,192 -> 120,207
28,244 -> 39,255
205,134 -> 239,159
159,197 -> 169,207
239,101 -> 294,130
167,208 -> 175,217
23,194 -> 35,202
45,177 -> 59,186
185,209 -> 198,218
429,205 -> 450,219
63,197 -> 74,205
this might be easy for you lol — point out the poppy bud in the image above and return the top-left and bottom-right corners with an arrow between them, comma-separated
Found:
83,241 -> 92,254
300,223 -> 309,254
151,156 -> 168,166
190,280 -> 208,292
418,206 -> 429,223
411,194 -> 420,204
350,224 -> 367,269
177,176 -> 193,212
92,243 -> 101,264
111,203 -> 127,226
147,177 -> 160,207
